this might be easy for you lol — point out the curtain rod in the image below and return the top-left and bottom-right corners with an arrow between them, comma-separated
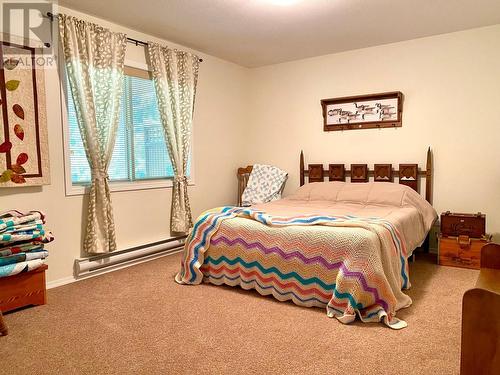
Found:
45,12 -> 203,62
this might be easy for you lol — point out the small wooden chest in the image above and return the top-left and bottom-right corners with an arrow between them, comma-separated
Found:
0,264 -> 48,312
438,236 -> 488,269
441,211 -> 485,238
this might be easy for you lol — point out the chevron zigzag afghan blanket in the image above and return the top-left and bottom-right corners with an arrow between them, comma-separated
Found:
175,206 -> 413,329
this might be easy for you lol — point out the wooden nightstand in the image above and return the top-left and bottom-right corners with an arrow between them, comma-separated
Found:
438,212 -> 490,270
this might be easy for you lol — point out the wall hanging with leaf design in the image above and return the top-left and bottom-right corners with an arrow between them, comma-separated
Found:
0,37 -> 50,187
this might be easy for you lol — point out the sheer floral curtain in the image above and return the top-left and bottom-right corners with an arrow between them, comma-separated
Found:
147,42 -> 200,233
59,14 -> 127,253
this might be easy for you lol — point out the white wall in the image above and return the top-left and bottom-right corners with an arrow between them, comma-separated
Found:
0,5 -> 250,282
1,3 -> 499,283
246,25 -> 500,240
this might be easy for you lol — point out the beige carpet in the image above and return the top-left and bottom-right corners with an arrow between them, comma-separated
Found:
1,253 -> 477,375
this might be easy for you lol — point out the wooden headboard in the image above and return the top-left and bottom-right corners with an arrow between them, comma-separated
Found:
237,148 -> 433,205
299,147 -> 433,203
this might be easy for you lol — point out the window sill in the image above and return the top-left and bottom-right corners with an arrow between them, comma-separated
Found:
65,178 -> 195,196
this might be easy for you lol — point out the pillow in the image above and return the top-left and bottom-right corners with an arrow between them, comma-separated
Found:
286,181 -> 344,201
288,181 -> 415,206
286,181 -> 437,231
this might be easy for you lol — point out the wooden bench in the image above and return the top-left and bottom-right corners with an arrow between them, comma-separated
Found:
461,243 -> 500,374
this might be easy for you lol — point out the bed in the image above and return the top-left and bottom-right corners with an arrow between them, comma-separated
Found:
176,149 -> 437,329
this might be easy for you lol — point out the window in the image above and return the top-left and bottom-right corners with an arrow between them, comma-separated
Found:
66,67 -> 186,189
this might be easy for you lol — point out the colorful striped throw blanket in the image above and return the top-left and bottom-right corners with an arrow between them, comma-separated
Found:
0,210 -> 53,278
176,206 -> 413,329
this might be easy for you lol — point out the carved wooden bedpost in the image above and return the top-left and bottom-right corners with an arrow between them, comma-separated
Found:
300,150 -> 305,186
425,147 -> 433,204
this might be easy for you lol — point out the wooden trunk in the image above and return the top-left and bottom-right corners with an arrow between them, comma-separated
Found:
0,264 -> 48,312
441,211 -> 485,238
439,236 -> 488,270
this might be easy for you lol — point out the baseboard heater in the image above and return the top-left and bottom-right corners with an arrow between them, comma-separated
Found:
74,236 -> 186,278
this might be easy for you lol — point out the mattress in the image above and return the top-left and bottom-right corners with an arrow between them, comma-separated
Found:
176,182 -> 437,329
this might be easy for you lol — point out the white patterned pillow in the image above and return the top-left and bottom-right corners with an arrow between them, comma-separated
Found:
241,164 -> 288,206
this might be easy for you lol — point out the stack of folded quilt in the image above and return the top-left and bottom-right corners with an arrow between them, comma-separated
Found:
0,210 -> 53,278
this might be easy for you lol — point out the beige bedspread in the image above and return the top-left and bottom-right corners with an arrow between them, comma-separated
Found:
176,182 -> 437,328
253,182 -> 437,254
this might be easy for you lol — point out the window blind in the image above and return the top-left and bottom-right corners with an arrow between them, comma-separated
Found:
125,75 -> 173,179
67,70 -> 178,185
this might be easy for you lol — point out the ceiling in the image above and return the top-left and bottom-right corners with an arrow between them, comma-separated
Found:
59,0 -> 500,67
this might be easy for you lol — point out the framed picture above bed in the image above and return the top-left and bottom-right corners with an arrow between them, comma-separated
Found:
321,91 -> 403,131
